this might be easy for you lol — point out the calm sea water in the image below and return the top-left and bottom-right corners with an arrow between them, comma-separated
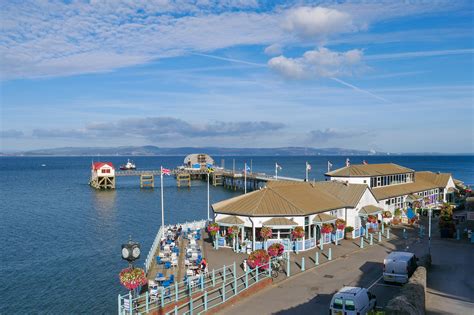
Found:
1,155 -> 472,314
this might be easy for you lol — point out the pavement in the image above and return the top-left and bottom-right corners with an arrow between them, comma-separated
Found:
425,217 -> 474,315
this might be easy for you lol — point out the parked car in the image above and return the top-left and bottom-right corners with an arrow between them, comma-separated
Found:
383,251 -> 418,284
329,286 -> 376,315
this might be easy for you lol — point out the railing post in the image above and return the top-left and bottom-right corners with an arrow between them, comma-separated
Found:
222,282 -> 226,302
223,265 -> 226,284
187,278 -> 191,296
370,233 -> 373,245
365,226 -> 369,238
286,252 -> 291,277
145,291 -> 149,313
118,294 -> 121,315
204,291 -> 208,311
382,222 -> 385,234
200,274 -> 204,291
301,257 -> 305,271
174,305 -> 178,315
256,266 -> 259,282
161,287 -> 165,307
175,281 -> 179,301
360,236 -> 364,248
212,269 -> 216,287
378,231 -> 382,242
234,262 -> 238,294
129,291 -> 133,315
189,296 -> 193,315
315,252 -> 319,265
328,248 -> 332,261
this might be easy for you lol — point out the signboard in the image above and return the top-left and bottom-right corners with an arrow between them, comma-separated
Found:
123,298 -> 130,310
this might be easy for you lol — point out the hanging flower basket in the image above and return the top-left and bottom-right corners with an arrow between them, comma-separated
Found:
267,243 -> 285,257
119,267 -> 147,291
260,227 -> 273,240
207,222 -> 219,237
367,215 -> 377,223
382,211 -> 392,218
246,249 -> 270,270
227,225 -> 239,238
321,223 -> 333,234
292,226 -> 305,239
335,219 -> 346,230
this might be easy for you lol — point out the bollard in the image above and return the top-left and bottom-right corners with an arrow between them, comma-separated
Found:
245,270 -> 248,287
365,227 -> 369,238
315,252 -> 319,265
403,228 -> 407,239
378,231 -> 382,242
320,238 -> 324,250
301,257 -> 305,271
360,236 -> 364,249
382,223 -> 384,234
387,228 -> 390,239
328,248 -> 332,261
222,282 -> 226,302
370,233 -> 373,245
286,252 -> 291,277
335,235 -> 338,246
456,229 -> 460,240
234,262 -> 238,294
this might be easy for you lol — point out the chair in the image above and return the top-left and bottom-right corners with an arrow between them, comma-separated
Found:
171,259 -> 178,268
158,272 -> 164,278
169,275 -> 174,283
165,262 -> 171,269
162,280 -> 170,288
156,256 -> 162,264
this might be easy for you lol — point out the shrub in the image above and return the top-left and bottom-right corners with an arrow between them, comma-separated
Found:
344,226 -> 354,233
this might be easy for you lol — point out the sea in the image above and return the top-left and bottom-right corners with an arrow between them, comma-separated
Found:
1,155 -> 473,314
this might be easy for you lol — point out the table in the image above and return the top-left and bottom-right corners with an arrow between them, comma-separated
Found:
155,276 -> 166,283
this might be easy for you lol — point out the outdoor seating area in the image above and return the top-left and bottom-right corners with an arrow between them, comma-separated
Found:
183,228 -> 208,287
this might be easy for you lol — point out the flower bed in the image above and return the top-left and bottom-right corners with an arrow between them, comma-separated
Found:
260,227 -> 272,240
207,222 -> 219,237
267,243 -> 285,257
119,267 -> 147,290
246,249 -> 270,270
292,226 -> 305,239
335,219 -> 345,230
321,223 -> 333,234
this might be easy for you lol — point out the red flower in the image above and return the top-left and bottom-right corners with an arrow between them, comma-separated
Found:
321,223 -> 333,234
247,249 -> 270,270
267,243 -> 285,257
292,226 -> 305,239
119,267 -> 147,290
260,227 -> 273,240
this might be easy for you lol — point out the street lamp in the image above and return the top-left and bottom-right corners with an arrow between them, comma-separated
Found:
122,236 -> 141,266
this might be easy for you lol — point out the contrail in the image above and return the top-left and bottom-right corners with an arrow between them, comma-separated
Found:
330,77 -> 390,103
194,52 -> 389,103
192,53 -> 266,67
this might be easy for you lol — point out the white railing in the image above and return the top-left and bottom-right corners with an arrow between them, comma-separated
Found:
144,220 -> 208,273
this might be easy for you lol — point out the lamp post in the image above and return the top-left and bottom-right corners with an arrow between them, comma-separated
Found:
121,236 -> 141,309
428,208 -> 432,254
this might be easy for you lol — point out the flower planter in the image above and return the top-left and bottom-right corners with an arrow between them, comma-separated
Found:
345,232 -> 353,240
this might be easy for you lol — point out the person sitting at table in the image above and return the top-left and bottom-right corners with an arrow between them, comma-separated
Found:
199,258 -> 207,272
178,225 -> 182,234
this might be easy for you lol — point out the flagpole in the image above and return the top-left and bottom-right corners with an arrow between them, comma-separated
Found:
160,166 -> 164,230
305,162 -> 308,182
207,170 -> 210,221
275,163 -> 278,180
244,162 -> 247,194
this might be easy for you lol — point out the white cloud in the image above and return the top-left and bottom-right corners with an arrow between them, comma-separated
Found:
264,43 -> 283,56
268,47 -> 363,79
283,6 -> 360,39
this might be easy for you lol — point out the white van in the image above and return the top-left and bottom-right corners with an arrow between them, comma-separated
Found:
329,286 -> 376,315
383,251 -> 417,284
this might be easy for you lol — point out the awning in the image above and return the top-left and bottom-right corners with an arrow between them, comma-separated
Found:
216,216 -> 244,226
359,205 -> 382,216
313,213 -> 337,224
406,194 -> 422,201
262,217 -> 298,228
447,187 -> 457,193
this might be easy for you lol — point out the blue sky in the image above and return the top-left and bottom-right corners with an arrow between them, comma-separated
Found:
0,0 -> 473,153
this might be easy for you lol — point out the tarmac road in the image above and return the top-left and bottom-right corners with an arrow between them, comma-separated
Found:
219,234 -> 415,315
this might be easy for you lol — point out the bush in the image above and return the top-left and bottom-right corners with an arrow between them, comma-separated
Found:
344,226 -> 354,233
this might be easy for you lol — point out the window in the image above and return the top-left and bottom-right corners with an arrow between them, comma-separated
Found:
345,299 -> 356,311
333,298 -> 343,310
304,216 -> 310,238
363,180 -> 367,184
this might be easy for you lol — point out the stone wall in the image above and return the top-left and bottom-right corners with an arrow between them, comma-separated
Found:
385,266 -> 427,315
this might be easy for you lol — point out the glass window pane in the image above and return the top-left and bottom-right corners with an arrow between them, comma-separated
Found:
345,299 -> 355,311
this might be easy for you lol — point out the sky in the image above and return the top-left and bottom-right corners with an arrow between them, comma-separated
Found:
0,0 -> 473,153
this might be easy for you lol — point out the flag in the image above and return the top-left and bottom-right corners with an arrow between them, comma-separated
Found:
161,167 -> 171,175
306,162 -> 312,171
276,163 -> 282,170
345,158 -> 350,167
243,164 -> 251,173
328,161 -> 333,171
207,166 -> 214,173
363,160 -> 368,165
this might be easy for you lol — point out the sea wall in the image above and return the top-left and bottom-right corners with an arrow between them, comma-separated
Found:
385,266 -> 427,315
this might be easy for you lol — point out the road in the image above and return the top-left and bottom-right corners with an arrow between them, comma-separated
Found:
219,234 -> 417,315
